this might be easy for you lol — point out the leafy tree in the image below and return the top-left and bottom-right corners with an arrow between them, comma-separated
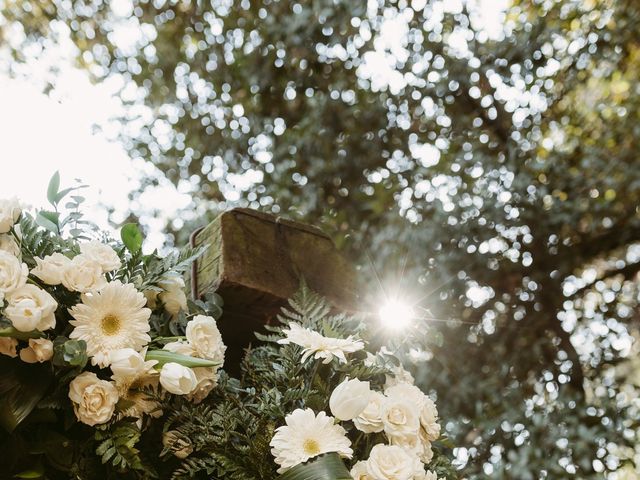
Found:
3,0 -> 640,477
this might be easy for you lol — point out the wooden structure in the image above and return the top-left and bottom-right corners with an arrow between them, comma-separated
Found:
191,208 -> 359,366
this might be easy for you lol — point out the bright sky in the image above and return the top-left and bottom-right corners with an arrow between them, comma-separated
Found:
0,68 -> 191,250
0,0 -> 506,250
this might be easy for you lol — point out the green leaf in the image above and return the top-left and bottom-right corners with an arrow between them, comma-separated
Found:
278,453 -> 352,480
54,187 -> 75,204
46,171 -> 60,206
36,211 -> 58,234
0,356 -> 53,433
145,349 -> 221,368
121,223 -> 144,253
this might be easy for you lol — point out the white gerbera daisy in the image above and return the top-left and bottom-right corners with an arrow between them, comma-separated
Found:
270,408 -> 353,473
277,323 -> 364,364
69,281 -> 152,368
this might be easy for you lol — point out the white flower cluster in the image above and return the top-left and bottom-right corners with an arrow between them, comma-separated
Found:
347,378 -> 442,480
270,323 -> 444,479
162,315 -> 227,402
0,197 -> 226,428
0,199 -> 56,358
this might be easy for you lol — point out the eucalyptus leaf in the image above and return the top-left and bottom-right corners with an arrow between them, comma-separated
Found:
52,337 -> 88,368
278,453 -> 352,480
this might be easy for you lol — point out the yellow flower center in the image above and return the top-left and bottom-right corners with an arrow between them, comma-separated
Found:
302,438 -> 320,456
101,314 -> 121,336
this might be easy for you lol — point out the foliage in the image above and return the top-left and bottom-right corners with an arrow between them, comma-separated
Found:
4,0 -> 640,477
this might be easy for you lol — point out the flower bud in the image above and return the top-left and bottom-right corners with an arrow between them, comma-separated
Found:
329,377 -> 371,421
159,362 -> 198,395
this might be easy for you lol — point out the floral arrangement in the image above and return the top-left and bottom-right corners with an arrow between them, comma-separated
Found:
0,174 -> 456,479
0,174 -> 225,477
162,287 -> 456,479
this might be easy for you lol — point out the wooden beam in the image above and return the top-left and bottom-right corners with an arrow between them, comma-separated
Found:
192,208 -> 360,365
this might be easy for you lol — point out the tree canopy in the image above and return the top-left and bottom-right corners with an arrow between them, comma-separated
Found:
3,0 -> 640,477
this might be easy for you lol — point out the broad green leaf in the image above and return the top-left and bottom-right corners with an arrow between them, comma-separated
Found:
0,326 -> 42,341
46,171 -> 60,206
0,356 -> 53,433
35,211 -> 58,234
121,223 -> 144,253
278,453 -> 352,480
145,349 -> 221,368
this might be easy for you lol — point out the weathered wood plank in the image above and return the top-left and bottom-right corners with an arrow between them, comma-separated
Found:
192,208 -> 360,365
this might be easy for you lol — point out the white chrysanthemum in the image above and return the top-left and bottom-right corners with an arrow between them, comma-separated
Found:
277,323 -> 364,364
270,408 -> 353,473
69,281 -> 151,368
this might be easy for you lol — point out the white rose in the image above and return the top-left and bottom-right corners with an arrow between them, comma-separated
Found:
0,234 -> 20,256
385,384 -> 440,442
61,254 -> 107,293
420,396 -> 440,442
0,251 -> 28,296
187,366 -> 219,404
385,383 -> 426,409
109,348 -> 158,385
385,364 -> 415,389
390,432 -> 433,464
329,377 -> 372,421
350,460 -> 373,480
31,252 -> 71,285
0,198 -> 21,233
185,315 -> 226,363
381,395 -> 420,441
160,362 -> 198,395
354,391 -> 386,433
158,274 -> 188,316
19,338 -> 54,363
366,444 -> 420,480
0,337 -> 18,358
80,241 -> 122,272
68,372 -> 119,426
5,284 -> 57,332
